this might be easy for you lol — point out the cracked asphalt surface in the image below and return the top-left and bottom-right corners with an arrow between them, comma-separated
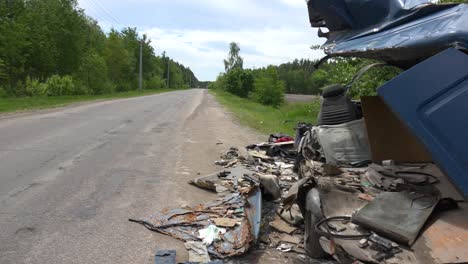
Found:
0,89 -> 261,264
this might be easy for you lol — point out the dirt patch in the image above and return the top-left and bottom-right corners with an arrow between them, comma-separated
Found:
176,91 -> 263,182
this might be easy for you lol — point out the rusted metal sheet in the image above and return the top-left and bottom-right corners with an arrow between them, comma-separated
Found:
417,203 -> 468,263
215,219 -> 253,257
132,191 -> 260,259
245,188 -> 261,241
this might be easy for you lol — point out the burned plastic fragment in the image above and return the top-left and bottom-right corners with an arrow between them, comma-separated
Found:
155,250 -> 176,264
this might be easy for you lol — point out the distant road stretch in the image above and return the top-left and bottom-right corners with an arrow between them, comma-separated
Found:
285,94 -> 317,103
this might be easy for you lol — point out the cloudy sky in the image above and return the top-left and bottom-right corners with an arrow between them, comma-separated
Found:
77,0 -> 325,81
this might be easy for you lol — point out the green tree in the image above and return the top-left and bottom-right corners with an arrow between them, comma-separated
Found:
0,59 -> 5,81
75,51 -> 112,94
104,30 -> 133,91
224,42 -> 244,73
225,68 -> 243,96
251,66 -> 285,107
306,69 -> 327,94
0,0 -> 29,95
168,62 -> 184,88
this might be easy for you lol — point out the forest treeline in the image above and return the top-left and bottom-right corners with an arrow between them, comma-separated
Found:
276,58 -> 401,97
0,0 -> 198,97
210,42 -> 401,107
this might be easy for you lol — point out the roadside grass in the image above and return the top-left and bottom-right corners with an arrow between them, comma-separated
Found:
0,88 -> 177,113
211,89 -> 319,135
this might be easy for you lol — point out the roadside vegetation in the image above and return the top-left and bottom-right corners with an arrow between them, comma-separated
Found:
0,0 -> 197,104
209,42 -> 401,134
209,42 -> 401,104
211,89 -> 319,135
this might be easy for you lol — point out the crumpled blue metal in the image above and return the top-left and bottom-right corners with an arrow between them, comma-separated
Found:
308,0 -> 468,67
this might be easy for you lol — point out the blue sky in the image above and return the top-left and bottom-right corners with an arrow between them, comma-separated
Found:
77,0 -> 325,81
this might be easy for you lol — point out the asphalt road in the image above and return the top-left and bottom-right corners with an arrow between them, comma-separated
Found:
0,89 -> 260,264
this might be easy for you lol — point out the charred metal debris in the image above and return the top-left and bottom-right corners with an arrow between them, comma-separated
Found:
130,139 -> 309,262
131,121 -> 466,263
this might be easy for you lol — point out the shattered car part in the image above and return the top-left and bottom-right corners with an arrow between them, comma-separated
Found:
189,167 -> 253,194
379,48 -> 468,198
317,84 -> 362,126
245,187 -> 262,241
297,157 -> 468,263
311,119 -> 371,165
307,0 -> 468,68
352,191 -> 440,246
368,233 -> 398,253
277,204 -> 304,226
257,174 -> 281,199
155,250 -> 176,264
315,216 -> 371,240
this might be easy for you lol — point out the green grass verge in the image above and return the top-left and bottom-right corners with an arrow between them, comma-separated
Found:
211,89 -> 319,135
0,88 -> 176,113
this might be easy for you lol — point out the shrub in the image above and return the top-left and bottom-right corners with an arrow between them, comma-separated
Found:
224,68 -> 254,98
210,74 -> 227,90
240,70 -> 254,96
225,68 -> 243,96
71,80 -> 91,95
0,86 -> 7,98
251,66 -> 285,107
25,77 -> 48,97
145,76 -> 165,89
46,75 -> 75,96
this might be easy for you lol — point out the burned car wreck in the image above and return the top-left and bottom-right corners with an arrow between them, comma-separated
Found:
294,0 -> 468,263
132,1 -> 468,263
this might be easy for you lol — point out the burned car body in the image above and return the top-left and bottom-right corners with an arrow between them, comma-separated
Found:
308,0 -> 468,68
298,1 -> 468,263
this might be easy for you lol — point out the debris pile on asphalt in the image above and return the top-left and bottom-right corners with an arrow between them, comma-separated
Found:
133,121 -> 466,264
131,136 -> 313,263
130,185 -> 261,260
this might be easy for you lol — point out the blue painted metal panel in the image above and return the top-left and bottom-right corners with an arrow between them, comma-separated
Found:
308,0 -> 468,68
379,48 -> 468,198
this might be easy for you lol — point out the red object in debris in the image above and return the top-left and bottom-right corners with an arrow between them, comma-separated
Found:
274,137 -> 294,143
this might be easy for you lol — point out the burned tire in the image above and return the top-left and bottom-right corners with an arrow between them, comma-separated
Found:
304,206 -> 327,258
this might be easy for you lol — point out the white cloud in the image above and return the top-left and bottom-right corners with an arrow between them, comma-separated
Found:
280,0 -> 308,8
78,0 -> 326,81
143,27 -> 325,81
